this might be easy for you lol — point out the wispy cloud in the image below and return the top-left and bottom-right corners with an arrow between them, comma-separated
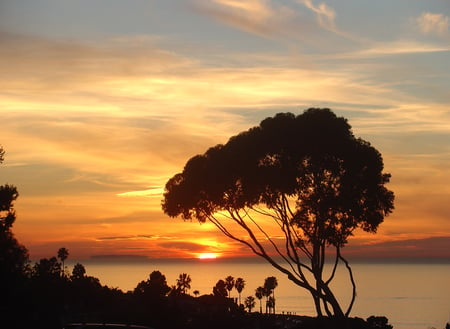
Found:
348,41 -> 450,57
415,12 -> 449,36
117,188 -> 164,198
190,0 -> 295,37
300,0 -> 336,31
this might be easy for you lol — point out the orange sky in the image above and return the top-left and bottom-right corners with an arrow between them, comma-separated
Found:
1,0 -> 450,261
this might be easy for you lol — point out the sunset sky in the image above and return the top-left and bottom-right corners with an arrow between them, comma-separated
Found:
1,0 -> 450,261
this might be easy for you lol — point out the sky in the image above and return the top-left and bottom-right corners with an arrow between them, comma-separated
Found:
1,0 -> 450,261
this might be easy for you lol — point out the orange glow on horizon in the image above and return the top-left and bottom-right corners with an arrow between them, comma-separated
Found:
197,253 -> 219,259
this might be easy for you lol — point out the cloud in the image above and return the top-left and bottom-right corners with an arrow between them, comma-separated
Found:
191,0 -> 295,37
117,188 -> 164,198
96,235 -> 172,241
345,41 -> 450,57
345,236 -> 450,260
90,254 -> 150,261
158,241 -> 207,253
416,12 -> 449,36
300,0 -> 335,31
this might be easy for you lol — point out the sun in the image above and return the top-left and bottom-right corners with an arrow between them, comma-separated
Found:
197,253 -> 219,260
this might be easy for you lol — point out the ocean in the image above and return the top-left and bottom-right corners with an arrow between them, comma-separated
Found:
70,259 -> 450,329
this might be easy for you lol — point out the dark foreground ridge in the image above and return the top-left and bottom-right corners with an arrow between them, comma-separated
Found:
61,314 -> 393,329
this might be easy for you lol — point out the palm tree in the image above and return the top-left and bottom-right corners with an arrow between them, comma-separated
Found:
176,273 -> 191,295
255,286 -> 264,313
264,276 -> 278,314
57,247 -> 69,277
224,275 -> 234,298
244,296 -> 255,313
263,286 -> 271,314
235,277 -> 245,305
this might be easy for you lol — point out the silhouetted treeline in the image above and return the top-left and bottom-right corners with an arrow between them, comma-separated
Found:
1,251 -> 393,329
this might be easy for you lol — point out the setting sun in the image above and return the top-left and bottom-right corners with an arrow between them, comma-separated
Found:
197,253 -> 219,260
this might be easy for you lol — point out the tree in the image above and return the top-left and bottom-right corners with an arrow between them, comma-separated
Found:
244,295 -> 255,312
0,146 -> 19,234
0,146 -> 30,328
162,109 -> 395,318
134,270 -> 170,297
224,275 -> 234,298
235,277 -> 245,305
71,262 -> 86,280
32,257 -> 62,279
0,146 -> 29,278
255,286 -> 264,313
57,247 -> 69,277
176,273 -> 191,295
213,279 -> 228,298
264,276 -> 278,314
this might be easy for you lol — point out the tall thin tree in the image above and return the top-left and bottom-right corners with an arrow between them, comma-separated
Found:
225,275 -> 235,298
255,286 -> 264,313
264,276 -> 278,314
235,277 -> 245,305
57,247 -> 69,277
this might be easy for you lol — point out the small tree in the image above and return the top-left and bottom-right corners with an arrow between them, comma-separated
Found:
134,270 -> 170,297
57,247 -> 69,277
71,262 -> 86,280
33,257 -> 61,279
244,295 -> 256,312
175,273 -> 191,295
213,279 -> 228,297
163,109 -> 395,318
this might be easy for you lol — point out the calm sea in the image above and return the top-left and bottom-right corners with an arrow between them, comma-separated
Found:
69,259 -> 450,329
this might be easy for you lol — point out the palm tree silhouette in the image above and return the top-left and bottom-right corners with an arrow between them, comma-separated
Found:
255,286 -> 264,313
264,276 -> 278,314
235,277 -> 245,305
176,273 -> 191,295
245,295 -> 255,312
225,275 -> 234,298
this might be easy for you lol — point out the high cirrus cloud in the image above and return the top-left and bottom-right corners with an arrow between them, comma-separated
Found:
300,0 -> 336,31
416,12 -> 449,36
190,0 -> 295,37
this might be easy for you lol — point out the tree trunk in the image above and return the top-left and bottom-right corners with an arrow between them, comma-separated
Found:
319,282 -> 345,318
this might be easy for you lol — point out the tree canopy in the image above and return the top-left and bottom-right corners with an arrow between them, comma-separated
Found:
162,108 -> 394,318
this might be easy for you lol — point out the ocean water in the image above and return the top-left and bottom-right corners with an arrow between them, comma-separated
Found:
71,259 -> 450,329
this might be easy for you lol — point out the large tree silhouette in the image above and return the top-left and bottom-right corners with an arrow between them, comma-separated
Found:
0,146 -> 29,276
0,146 -> 30,328
162,109 -> 394,318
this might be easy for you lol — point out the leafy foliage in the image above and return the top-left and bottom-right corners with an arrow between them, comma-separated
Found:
163,109 -> 395,318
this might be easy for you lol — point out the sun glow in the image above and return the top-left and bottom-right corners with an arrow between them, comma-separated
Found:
197,253 -> 219,259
